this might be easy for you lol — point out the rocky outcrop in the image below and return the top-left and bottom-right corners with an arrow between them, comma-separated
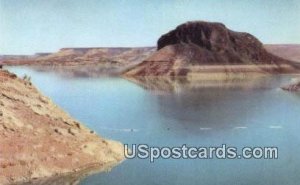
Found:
124,21 -> 299,77
282,80 -> 300,91
0,70 -> 124,184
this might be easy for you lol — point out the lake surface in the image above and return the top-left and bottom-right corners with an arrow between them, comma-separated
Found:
6,66 -> 300,185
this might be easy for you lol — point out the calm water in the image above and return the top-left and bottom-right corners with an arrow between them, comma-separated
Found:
6,67 -> 300,185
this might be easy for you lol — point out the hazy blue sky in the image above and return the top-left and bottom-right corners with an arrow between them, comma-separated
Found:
1,0 -> 300,54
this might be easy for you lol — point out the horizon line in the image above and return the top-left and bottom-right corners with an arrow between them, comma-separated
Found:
1,43 -> 300,56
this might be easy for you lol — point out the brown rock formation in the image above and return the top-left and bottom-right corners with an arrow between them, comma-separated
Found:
124,21 -> 299,77
0,70 -> 124,184
282,82 -> 300,91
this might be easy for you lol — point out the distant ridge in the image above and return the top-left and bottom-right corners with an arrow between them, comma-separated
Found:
1,47 -> 156,65
265,44 -> 300,63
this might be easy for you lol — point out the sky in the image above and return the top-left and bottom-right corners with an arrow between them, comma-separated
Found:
0,0 -> 300,55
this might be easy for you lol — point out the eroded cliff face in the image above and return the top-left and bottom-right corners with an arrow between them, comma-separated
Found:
0,70 -> 124,184
124,21 -> 299,77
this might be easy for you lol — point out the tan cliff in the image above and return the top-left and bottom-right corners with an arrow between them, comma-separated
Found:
0,70 -> 124,184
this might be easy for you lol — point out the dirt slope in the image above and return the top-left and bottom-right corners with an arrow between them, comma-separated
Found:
0,70 -> 124,184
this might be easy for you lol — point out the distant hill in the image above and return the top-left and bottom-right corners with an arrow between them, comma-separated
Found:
265,44 -> 300,63
0,47 -> 155,66
124,21 -> 299,77
0,55 -> 34,62
0,47 -> 156,77
37,47 -> 155,64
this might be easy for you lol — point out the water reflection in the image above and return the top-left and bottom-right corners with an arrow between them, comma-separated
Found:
125,75 -> 299,134
31,64 -> 125,78
16,164 -> 106,185
125,75 -> 291,94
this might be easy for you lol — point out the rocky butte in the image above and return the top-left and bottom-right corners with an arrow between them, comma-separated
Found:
0,69 -> 124,184
124,21 -> 300,77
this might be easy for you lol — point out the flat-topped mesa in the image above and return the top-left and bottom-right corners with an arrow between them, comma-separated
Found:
158,21 -> 264,51
157,21 -> 266,63
124,21 -> 299,77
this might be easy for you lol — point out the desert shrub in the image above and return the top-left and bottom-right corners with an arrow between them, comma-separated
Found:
22,74 -> 32,85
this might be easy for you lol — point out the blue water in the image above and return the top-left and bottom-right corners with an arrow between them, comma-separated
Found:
6,67 -> 300,185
